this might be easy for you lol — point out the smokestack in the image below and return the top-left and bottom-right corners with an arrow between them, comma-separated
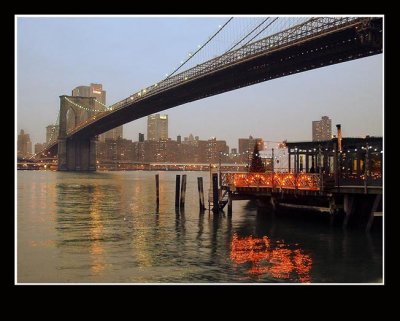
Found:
336,124 -> 342,152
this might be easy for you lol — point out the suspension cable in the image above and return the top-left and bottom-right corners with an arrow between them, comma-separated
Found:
164,17 -> 233,80
242,17 -> 279,47
225,18 -> 270,53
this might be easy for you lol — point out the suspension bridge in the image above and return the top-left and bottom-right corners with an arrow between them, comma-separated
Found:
34,16 -> 382,172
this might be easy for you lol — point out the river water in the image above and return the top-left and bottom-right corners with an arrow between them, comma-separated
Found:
17,171 -> 383,283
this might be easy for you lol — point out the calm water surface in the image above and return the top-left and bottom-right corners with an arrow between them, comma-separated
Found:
17,171 -> 383,283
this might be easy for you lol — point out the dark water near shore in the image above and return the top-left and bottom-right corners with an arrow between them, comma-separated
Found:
17,171 -> 383,283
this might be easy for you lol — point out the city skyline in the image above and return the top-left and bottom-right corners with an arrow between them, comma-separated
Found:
17,16 -> 383,149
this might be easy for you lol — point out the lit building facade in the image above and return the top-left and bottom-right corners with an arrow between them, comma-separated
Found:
34,143 -> 44,154
238,136 -> 264,163
312,116 -> 332,141
46,125 -> 59,144
206,137 -> 229,163
17,129 -> 32,158
147,114 -> 168,141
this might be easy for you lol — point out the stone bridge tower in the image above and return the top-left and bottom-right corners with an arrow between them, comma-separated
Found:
57,95 -> 98,171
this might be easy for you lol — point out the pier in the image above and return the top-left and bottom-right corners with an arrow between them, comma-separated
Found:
218,136 -> 383,231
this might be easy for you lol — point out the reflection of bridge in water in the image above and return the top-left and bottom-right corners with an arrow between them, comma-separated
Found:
37,17 -> 382,172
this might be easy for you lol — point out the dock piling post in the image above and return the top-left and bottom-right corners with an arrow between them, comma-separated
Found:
343,194 -> 354,229
180,174 -> 187,209
155,174 -> 159,208
212,173 -> 219,213
175,175 -> 180,209
271,195 -> 278,212
197,177 -> 205,211
366,194 -> 381,232
227,191 -> 232,217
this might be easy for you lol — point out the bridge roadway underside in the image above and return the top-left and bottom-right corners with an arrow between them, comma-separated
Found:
57,20 -> 381,171
71,20 -> 382,140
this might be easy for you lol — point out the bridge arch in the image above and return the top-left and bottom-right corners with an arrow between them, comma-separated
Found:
80,109 -> 90,124
59,95 -> 97,137
66,107 -> 76,132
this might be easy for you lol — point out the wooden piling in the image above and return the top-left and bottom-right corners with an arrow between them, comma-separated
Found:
366,194 -> 381,232
197,177 -> 205,211
175,175 -> 180,209
270,195 -> 278,212
343,194 -> 354,229
212,173 -> 219,213
155,174 -> 159,208
227,191 -> 232,217
180,174 -> 187,209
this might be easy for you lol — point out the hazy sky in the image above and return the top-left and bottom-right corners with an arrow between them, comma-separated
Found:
17,16 -> 383,150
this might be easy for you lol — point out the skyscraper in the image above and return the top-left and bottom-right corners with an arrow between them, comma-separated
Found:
72,83 -> 106,104
312,116 -> 332,141
147,114 -> 168,141
46,125 -> 59,144
72,83 -> 123,141
17,129 -> 32,158
34,143 -> 44,154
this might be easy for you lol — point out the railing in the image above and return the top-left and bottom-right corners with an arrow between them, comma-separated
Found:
221,172 -> 321,191
221,171 -> 382,192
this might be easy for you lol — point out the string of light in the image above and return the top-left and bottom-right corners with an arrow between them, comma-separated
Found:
291,147 -> 383,153
64,97 -> 110,113
94,98 -> 113,111
47,111 -> 60,145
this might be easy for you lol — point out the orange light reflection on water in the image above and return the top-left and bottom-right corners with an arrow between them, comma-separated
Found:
230,234 -> 312,283
89,186 -> 105,275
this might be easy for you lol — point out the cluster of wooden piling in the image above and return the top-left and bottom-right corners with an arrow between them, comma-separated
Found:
173,174 -> 187,211
175,174 -> 206,212
154,174 -> 214,213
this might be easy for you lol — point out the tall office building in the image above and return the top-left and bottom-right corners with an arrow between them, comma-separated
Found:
46,125 -> 59,144
312,116 -> 332,141
72,83 -> 123,141
17,129 -> 32,158
34,143 -> 44,154
72,83 -> 106,103
138,133 -> 145,142
147,114 -> 168,141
